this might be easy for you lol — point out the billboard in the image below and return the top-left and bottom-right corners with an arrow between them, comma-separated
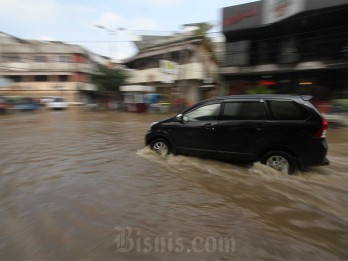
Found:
223,2 -> 262,32
262,0 -> 305,24
305,0 -> 348,11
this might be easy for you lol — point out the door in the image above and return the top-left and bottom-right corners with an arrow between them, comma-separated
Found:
173,103 -> 221,157
215,100 -> 269,161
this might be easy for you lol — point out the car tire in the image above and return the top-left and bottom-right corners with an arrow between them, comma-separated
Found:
150,138 -> 170,156
260,151 -> 297,175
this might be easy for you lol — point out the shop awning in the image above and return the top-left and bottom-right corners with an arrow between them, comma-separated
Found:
294,61 -> 327,70
199,85 -> 216,88
254,64 -> 280,72
120,85 -> 156,92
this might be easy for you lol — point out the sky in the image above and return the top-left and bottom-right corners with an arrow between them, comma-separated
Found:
0,0 -> 254,61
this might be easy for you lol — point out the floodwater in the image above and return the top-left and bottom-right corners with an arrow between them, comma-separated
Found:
0,108 -> 347,261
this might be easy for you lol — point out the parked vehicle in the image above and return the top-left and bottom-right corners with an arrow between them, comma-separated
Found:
40,96 -> 57,106
7,96 -> 40,111
46,97 -> 68,110
146,95 -> 329,174
0,96 -> 10,114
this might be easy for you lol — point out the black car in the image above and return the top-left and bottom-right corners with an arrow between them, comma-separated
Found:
145,95 -> 329,174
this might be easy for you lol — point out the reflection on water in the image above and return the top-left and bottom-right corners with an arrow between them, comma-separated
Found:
0,108 -> 347,260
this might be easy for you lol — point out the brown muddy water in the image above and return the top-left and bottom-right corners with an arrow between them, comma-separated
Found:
0,108 -> 347,261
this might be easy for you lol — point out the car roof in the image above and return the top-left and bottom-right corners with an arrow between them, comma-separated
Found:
203,94 -> 311,103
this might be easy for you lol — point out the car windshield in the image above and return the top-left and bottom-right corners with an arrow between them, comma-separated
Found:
54,98 -> 64,102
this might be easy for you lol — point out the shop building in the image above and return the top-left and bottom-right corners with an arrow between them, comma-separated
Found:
221,0 -> 348,110
123,29 -> 219,107
0,32 -> 100,104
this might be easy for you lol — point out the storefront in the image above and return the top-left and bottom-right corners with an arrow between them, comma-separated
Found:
120,85 -> 156,112
221,0 -> 348,107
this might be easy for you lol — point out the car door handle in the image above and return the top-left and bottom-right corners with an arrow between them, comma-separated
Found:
204,123 -> 215,130
255,124 -> 267,131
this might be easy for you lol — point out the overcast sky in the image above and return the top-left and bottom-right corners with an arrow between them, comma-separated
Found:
0,0 -> 254,61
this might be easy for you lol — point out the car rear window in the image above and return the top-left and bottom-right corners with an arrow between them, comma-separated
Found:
268,100 -> 308,120
222,102 -> 268,120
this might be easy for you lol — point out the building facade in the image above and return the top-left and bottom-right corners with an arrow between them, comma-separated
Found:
0,32 -> 99,103
221,0 -> 348,109
123,31 -> 219,106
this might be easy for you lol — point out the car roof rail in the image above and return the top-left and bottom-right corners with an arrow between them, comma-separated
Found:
301,95 -> 312,101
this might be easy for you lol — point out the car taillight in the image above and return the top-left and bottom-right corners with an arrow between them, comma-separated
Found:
313,116 -> 328,139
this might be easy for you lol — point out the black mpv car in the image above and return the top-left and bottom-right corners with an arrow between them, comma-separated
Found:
145,95 -> 329,174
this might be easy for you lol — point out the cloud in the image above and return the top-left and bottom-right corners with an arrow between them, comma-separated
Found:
0,0 -> 60,23
94,12 -> 124,29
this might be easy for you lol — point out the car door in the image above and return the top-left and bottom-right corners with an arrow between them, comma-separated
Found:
172,102 -> 221,157
215,100 -> 269,161
264,99 -> 313,156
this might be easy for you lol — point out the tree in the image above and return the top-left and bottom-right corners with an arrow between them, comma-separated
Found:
91,64 -> 129,95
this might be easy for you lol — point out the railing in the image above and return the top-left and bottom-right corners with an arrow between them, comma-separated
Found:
126,63 -> 205,84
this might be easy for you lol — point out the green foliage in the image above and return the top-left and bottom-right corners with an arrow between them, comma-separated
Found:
193,22 -> 216,60
193,22 -> 213,37
247,85 -> 274,94
91,64 -> 128,92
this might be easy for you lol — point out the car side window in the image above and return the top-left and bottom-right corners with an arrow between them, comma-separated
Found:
268,100 -> 308,120
184,103 -> 221,122
222,102 -> 268,120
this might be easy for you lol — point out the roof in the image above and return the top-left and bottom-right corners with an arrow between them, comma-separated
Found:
134,32 -> 201,50
124,39 -> 200,63
125,32 -> 203,63
0,31 -> 90,55
134,35 -> 170,50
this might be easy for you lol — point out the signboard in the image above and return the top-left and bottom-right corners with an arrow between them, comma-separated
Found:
159,60 -> 178,75
305,0 -> 348,12
262,0 -> 305,24
223,2 -> 262,32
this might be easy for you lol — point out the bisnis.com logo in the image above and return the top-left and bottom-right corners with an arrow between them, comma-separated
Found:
114,227 -> 236,254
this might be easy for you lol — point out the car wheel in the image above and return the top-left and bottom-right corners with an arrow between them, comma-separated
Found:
261,151 -> 297,175
150,138 -> 170,156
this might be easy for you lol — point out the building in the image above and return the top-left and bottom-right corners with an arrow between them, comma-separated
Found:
0,32 -> 99,103
221,0 -> 348,108
123,29 -> 219,106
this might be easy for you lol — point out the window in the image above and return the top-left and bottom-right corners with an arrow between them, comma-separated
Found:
59,75 -> 68,82
222,102 -> 268,120
34,55 -> 47,63
185,103 -> 221,122
58,55 -> 70,63
34,75 -> 48,82
3,55 -> 21,62
225,41 -> 250,66
268,101 -> 308,120
8,76 -> 21,82
53,97 -> 64,102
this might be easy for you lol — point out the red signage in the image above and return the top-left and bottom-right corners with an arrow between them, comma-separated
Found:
223,8 -> 259,26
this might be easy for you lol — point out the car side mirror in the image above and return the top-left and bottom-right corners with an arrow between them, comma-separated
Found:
176,114 -> 183,122
176,114 -> 189,123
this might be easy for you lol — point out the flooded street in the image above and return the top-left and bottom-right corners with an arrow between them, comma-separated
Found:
0,108 -> 347,261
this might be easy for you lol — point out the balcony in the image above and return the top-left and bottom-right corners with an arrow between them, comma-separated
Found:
126,63 -> 205,84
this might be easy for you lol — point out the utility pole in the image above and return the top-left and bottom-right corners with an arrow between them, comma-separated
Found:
95,25 -> 126,63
